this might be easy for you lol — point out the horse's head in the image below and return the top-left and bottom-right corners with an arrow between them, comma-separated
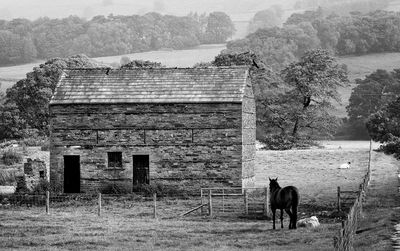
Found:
269,177 -> 280,191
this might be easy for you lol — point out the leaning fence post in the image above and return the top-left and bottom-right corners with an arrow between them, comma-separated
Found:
153,193 -> 157,219
208,190 -> 213,217
337,186 -> 341,212
244,189 -> 248,215
97,193 -> 102,216
263,187 -> 269,217
46,191 -> 50,214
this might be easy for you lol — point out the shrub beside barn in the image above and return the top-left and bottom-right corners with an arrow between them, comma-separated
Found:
49,67 -> 255,194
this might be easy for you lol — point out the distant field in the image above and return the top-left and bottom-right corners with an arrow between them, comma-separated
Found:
334,52 -> 400,116
0,44 -> 226,93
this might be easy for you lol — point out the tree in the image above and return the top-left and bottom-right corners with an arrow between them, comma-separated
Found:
346,69 -> 400,139
281,49 -> 349,137
211,51 -> 289,139
0,102 -> 27,139
366,97 -> 400,159
203,12 -> 235,43
4,54 -> 104,136
226,27 -> 298,70
248,7 -> 284,33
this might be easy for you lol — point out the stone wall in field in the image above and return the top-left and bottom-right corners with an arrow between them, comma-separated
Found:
50,102 -> 255,193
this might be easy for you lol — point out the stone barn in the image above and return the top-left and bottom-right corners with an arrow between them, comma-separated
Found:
49,67 -> 255,193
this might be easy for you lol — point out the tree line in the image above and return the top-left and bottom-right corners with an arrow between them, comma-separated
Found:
228,9 -> 400,70
293,0 -> 390,15
0,12 -> 235,66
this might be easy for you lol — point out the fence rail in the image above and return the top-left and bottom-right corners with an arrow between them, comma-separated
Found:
334,140 -> 372,251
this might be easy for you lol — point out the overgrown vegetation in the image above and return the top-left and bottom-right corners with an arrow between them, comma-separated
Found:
1,148 -> 23,165
0,169 -> 16,185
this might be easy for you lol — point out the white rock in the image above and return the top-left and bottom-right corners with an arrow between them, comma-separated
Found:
298,216 -> 320,228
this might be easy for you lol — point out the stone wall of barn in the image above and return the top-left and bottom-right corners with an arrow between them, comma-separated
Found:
242,79 -> 256,188
50,103 -> 251,193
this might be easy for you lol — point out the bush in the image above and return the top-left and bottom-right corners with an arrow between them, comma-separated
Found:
1,148 -> 23,165
260,134 -> 297,150
0,170 -> 17,185
260,134 -> 320,150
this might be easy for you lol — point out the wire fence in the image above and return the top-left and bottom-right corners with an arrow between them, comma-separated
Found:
0,186 -> 271,220
333,140 -> 372,251
0,192 -> 205,219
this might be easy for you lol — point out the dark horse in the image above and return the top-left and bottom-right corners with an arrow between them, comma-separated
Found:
269,178 -> 300,230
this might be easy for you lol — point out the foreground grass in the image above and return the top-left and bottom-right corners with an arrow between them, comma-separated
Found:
0,207 -> 339,251
353,151 -> 400,250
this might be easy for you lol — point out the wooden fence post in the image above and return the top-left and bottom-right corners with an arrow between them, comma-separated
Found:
97,193 -> 101,216
244,189 -> 248,215
46,191 -> 50,215
263,187 -> 269,217
337,186 -> 341,212
200,189 -> 204,215
222,189 -> 225,213
153,193 -> 157,219
208,190 -> 213,217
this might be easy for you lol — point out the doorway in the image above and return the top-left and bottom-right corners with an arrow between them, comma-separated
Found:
132,155 -> 149,186
64,155 -> 80,193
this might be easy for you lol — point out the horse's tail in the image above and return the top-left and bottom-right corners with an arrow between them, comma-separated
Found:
290,186 -> 300,225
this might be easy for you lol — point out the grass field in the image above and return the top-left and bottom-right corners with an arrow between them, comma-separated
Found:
0,141 -> 378,250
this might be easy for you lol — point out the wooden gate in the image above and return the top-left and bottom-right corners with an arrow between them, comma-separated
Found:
200,187 -> 270,217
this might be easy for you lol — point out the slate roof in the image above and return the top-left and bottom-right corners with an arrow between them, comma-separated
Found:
50,67 -> 249,104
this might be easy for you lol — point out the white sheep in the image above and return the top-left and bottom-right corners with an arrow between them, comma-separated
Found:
339,162 -> 351,169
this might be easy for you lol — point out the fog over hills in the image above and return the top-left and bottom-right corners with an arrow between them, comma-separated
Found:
0,0 -> 296,21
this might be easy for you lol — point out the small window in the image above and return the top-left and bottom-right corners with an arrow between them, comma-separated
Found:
39,171 -> 45,179
108,152 -> 122,168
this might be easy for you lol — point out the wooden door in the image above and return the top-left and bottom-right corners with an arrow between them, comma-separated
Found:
132,155 -> 149,186
64,155 -> 80,193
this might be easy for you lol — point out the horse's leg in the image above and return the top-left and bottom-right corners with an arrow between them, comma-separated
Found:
280,209 -> 284,229
272,208 -> 276,229
292,205 -> 298,229
285,208 -> 293,229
